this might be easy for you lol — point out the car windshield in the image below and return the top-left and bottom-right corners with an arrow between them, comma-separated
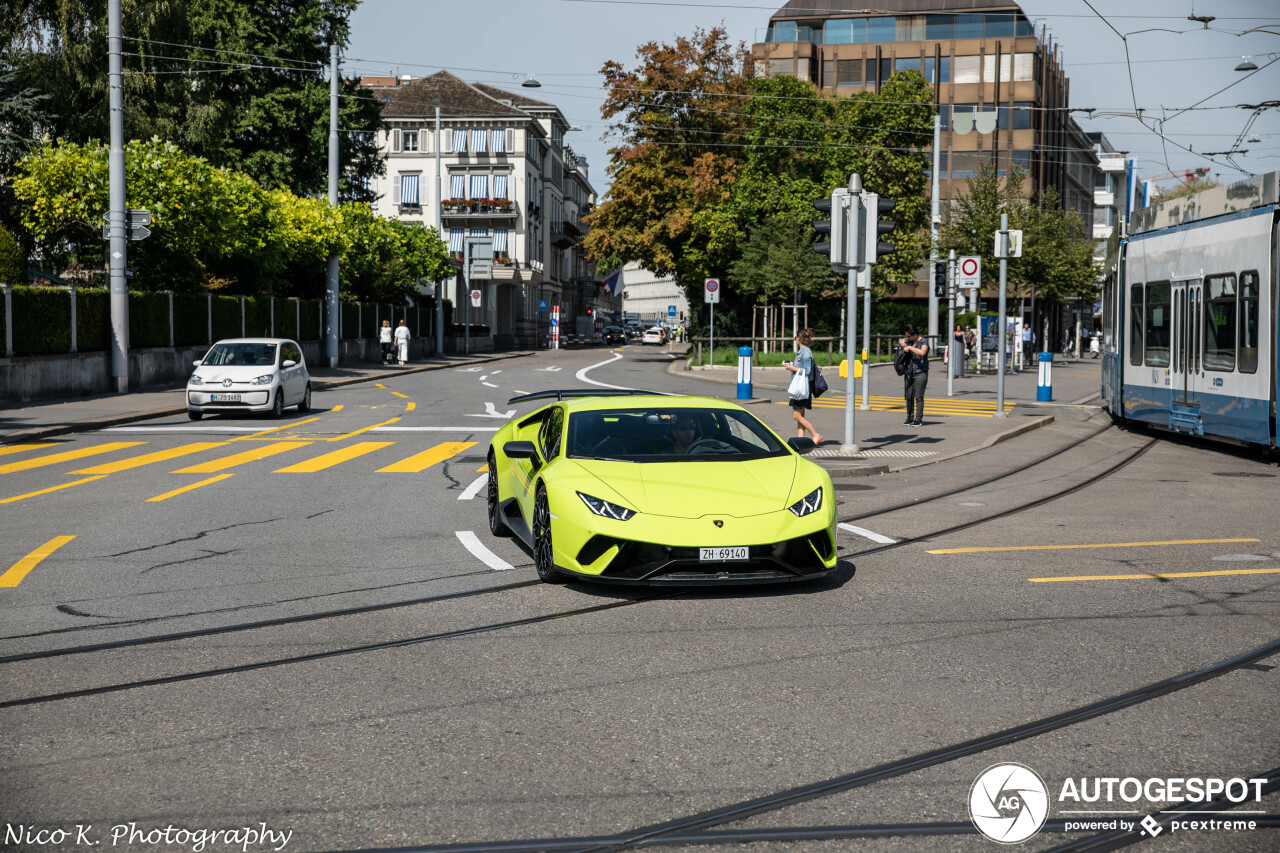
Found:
567,408 -> 788,462
202,343 -> 278,367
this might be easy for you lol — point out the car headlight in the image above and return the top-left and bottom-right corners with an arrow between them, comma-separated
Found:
788,487 -> 823,517
188,374 -> 204,385
577,491 -> 637,521
250,374 -> 275,385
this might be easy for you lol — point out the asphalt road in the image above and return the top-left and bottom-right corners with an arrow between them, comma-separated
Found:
1,345 -> 1276,853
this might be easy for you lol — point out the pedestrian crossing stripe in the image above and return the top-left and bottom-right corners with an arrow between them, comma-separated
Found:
0,442 -> 147,475
0,443 -> 58,458
173,441 -> 314,473
274,442 -> 395,473
72,442 -> 229,474
377,442 -> 477,473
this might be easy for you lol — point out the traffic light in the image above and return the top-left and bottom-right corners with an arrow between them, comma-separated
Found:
813,189 -> 850,269
863,193 -> 897,264
934,261 -> 947,299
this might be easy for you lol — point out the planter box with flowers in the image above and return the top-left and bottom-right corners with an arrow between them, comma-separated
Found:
442,198 -> 517,218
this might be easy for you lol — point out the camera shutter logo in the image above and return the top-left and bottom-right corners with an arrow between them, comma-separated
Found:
969,763 -> 1049,843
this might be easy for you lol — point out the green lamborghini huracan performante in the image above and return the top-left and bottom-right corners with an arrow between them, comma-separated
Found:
486,391 -> 838,585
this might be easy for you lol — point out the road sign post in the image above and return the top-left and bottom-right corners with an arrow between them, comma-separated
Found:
995,215 -> 1009,417
704,278 -> 720,367
947,250 -> 956,398
551,305 -> 560,350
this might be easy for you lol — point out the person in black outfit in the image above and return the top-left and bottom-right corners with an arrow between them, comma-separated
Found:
899,324 -> 930,427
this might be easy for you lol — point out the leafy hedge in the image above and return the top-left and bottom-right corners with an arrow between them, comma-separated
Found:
11,287 -> 72,355
173,293 -> 208,346
244,296 -> 271,338
76,289 -> 109,352
211,295 -> 242,340
129,290 -> 171,348
299,299 -> 320,341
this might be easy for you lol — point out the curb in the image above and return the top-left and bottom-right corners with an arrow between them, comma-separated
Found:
887,414 -> 1055,472
1,351 -> 530,445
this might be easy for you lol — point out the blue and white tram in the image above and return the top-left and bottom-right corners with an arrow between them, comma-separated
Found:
1099,172 -> 1278,450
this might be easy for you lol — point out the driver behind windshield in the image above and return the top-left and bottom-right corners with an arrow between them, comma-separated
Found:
667,415 -> 700,453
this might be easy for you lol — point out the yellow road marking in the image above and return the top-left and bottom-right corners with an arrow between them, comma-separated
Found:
146,474 -> 234,502
391,391 -> 409,398
0,443 -> 57,458
477,463 -> 488,473
72,442 -> 228,474
406,402 -> 416,411
1,535 -> 76,587
229,417 -> 321,442
274,442 -> 395,473
378,441 -> 476,473
1,476 -> 106,504
376,384 -> 386,388
329,417 -> 401,442
0,442 -> 146,475
930,538 -> 1262,554
1031,568 -> 1280,583
173,441 -> 312,473
332,404 -> 344,412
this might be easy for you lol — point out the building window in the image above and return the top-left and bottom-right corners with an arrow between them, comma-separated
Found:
955,14 -> 984,39
469,174 -> 489,200
895,15 -> 926,41
402,130 -> 419,152
837,58 -> 862,84
493,229 -> 508,253
1013,53 -> 1034,81
894,57 -> 921,75
954,56 -> 980,84
448,229 -> 463,252
493,174 -> 508,199
985,13 -> 1015,38
879,57 -> 892,84
822,59 -> 834,86
450,175 -> 465,199
399,174 -> 420,207
768,58 -> 794,77
825,18 -> 866,43
951,151 -> 981,178
925,14 -> 954,40
867,16 -> 895,42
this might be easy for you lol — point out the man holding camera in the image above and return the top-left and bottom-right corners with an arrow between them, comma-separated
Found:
899,325 -> 930,427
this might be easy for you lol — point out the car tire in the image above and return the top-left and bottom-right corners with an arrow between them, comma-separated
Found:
297,383 -> 312,413
533,484 -> 565,583
270,389 -> 284,419
187,410 -> 202,421
487,454 -> 509,537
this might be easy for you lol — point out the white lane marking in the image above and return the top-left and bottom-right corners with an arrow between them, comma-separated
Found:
482,382 -> 499,388
838,523 -> 897,544
459,473 -> 487,500
467,402 -> 515,419
371,426 -> 501,432
537,366 -> 561,372
459,367 -> 483,372
456,531 -> 514,571
490,370 -> 502,375
575,352 -> 631,389
480,375 -> 488,381
513,389 -> 529,395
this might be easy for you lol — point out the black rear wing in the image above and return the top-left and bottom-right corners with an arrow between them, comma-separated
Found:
507,389 -> 675,406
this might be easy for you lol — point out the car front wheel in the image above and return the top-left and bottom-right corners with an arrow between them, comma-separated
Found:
487,454 -> 509,537
187,410 -> 202,421
270,390 -> 284,419
297,383 -> 312,413
533,485 -> 565,583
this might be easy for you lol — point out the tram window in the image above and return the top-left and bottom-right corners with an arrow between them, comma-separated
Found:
1203,273 -> 1237,372
1129,283 -> 1144,366
1144,281 -> 1170,367
1240,271 -> 1260,374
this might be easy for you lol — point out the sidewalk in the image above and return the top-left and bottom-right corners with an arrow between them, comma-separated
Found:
671,349 -> 1104,475
0,352 -> 532,444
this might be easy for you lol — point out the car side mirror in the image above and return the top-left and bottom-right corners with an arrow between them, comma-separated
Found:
788,437 -> 816,453
192,360 -> 202,367
503,440 -> 538,460
282,359 -> 296,368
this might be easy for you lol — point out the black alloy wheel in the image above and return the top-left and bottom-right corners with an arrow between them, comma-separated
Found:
487,455 -> 508,537
270,389 -> 285,419
297,383 -> 312,413
533,485 -> 565,583
187,410 -> 202,421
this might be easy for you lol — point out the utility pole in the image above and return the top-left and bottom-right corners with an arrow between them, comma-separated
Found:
434,105 -> 444,356
107,0 -> 129,392
325,44 -> 340,368
860,265 -> 870,411
928,112 -> 941,340
947,249 -> 956,398
842,174 -> 862,455
995,213 -> 1009,417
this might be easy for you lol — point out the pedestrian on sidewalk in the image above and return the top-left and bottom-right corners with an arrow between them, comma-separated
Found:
394,318 -> 411,365
783,328 -> 823,445
899,324 -> 930,427
379,320 -> 394,364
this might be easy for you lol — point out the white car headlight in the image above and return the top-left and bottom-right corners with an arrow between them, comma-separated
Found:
788,487 -> 823,517
577,491 -> 637,521
250,374 -> 275,385
189,374 -> 204,385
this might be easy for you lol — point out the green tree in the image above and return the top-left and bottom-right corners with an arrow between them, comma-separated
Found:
1152,175 -> 1218,201
0,223 -> 25,283
3,0 -> 382,200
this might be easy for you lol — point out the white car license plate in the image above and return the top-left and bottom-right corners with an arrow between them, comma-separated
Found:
210,394 -> 241,402
699,546 -> 748,562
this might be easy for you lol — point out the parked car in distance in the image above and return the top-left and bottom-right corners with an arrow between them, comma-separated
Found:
641,327 -> 666,345
626,325 -> 643,340
187,338 -> 312,420
602,326 -> 627,346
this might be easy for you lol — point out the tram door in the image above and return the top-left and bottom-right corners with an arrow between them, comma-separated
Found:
1170,278 -> 1202,409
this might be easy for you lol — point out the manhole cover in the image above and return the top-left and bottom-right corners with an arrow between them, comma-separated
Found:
1213,472 -> 1275,478
833,483 -> 874,491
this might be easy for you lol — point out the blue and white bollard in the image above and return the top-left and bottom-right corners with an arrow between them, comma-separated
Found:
737,346 -> 753,400
1037,351 -> 1053,401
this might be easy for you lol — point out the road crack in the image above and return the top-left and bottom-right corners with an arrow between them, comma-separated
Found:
99,517 -> 284,558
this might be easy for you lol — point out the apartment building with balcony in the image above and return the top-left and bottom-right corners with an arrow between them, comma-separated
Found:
752,0 -> 1097,297
1084,131 -> 1129,263
362,71 -> 604,348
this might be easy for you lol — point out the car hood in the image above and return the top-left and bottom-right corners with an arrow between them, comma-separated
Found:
574,455 -> 798,517
192,365 -> 277,383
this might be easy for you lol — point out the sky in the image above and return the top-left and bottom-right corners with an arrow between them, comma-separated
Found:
345,0 -> 1280,196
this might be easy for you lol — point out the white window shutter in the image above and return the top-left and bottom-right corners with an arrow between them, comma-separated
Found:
443,128 -> 453,153
393,176 -> 400,205
506,128 -> 515,153
392,128 -> 401,153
